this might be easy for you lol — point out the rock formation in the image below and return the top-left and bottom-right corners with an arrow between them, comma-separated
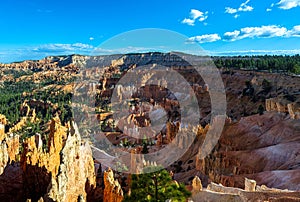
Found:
0,115 -> 19,175
192,176 -> 203,195
245,178 -> 256,192
266,97 -> 300,119
103,168 -> 124,202
197,112 -> 300,191
0,115 -> 98,202
192,178 -> 300,202
45,122 -> 96,202
0,115 -> 6,141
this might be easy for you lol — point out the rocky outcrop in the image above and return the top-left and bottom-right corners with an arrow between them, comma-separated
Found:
245,178 -> 256,192
0,115 -> 6,141
266,97 -> 300,119
192,179 -> 300,202
20,117 -> 96,201
103,168 -> 123,202
0,114 -> 98,202
46,123 -> 96,202
0,115 -> 19,175
0,115 -> 8,175
198,112 -> 300,191
265,98 -> 288,113
192,176 -> 203,195
287,102 -> 300,119
0,141 -> 9,175
21,116 -> 66,175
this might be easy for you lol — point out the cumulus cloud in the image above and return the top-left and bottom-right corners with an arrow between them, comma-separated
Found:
182,9 -> 208,26
225,0 -> 254,17
239,0 -> 254,11
223,30 -> 241,41
286,25 -> 300,37
186,24 -> 300,44
187,34 -> 221,43
276,0 -> 300,9
190,9 -> 204,19
225,7 -> 238,14
223,25 -> 288,41
182,18 -> 195,26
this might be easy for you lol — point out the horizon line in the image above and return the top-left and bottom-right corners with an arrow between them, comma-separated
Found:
1,50 -> 300,64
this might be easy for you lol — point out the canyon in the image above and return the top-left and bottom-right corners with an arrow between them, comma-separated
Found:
0,53 -> 299,201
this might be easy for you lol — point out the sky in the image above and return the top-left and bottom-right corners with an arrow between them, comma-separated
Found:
0,0 -> 300,63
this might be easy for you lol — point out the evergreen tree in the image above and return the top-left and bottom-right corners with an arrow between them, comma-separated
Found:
124,166 -> 191,202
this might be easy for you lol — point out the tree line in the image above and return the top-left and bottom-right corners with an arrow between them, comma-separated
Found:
213,54 -> 300,74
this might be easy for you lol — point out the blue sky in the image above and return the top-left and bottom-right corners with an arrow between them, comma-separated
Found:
0,0 -> 300,63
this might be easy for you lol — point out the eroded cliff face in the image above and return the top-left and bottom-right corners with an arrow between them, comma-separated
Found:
0,112 -> 128,202
46,122 -> 96,202
0,115 -> 19,175
192,178 -> 300,202
0,114 -> 99,202
197,111 -> 300,191
21,117 -> 97,202
103,169 -> 124,202
266,97 -> 300,119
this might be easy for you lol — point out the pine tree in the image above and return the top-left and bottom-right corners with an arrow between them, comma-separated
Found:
124,166 -> 191,202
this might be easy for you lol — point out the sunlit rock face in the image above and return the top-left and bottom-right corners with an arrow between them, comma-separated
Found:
266,97 -> 300,119
198,112 -> 300,191
0,116 -> 97,202
192,178 -> 300,202
103,169 -> 124,202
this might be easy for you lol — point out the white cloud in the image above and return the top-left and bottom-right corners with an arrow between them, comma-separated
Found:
266,3 -> 275,11
224,30 -> 241,41
276,0 -> 300,9
187,34 -> 221,43
225,7 -> 238,14
223,25 -> 288,41
182,9 -> 208,26
225,0 -> 254,17
190,24 -> 300,43
33,43 -> 94,53
234,14 -> 240,18
190,9 -> 204,19
89,37 -> 94,41
93,46 -> 162,55
286,25 -> 300,37
182,18 -> 196,26
0,43 -> 96,63
199,12 -> 209,22
239,0 -> 254,11
242,26 -> 287,37
187,24 -> 300,44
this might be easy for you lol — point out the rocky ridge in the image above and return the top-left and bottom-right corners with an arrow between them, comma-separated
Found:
0,112 -> 124,202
